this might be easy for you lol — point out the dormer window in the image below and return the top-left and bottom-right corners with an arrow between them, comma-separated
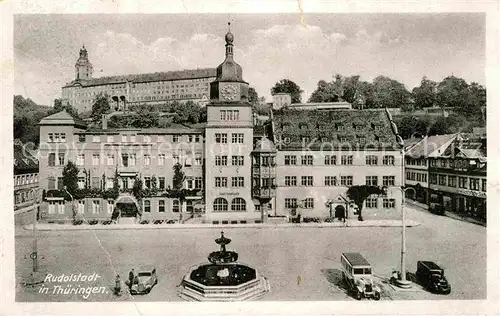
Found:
336,124 -> 345,132
354,123 -> 364,132
299,123 -> 308,130
302,137 -> 311,144
283,137 -> 291,144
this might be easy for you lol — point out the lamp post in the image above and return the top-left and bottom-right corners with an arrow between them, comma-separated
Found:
24,188 -> 43,286
64,186 -> 75,221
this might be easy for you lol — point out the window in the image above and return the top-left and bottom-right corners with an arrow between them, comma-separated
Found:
213,197 -> 229,212
231,198 -> 246,211
91,176 -> 100,189
340,176 -> 353,186
57,177 -> 64,190
285,176 -> 297,186
438,175 -> 447,186
158,200 -> 165,212
366,176 -> 378,186
215,177 -> 228,188
77,200 -> 85,214
92,135 -> 101,143
285,198 -> 298,209
231,177 -> 244,187
158,154 -> 165,166
143,135 -> 151,143
121,134 -> 128,143
159,177 -> 165,189
129,154 -> 136,166
107,154 -> 114,166
92,200 -> 100,214
284,155 -> 296,165
215,156 -> 228,166
173,200 -> 180,212
341,155 -> 353,165
325,155 -> 336,165
470,178 -> 480,191
429,174 -> 438,184
301,155 -> 313,165
195,177 -> 203,189
302,137 -> 311,144
482,179 -> 487,192
382,176 -> 395,186
383,155 -> 395,165
336,124 -> 345,132
107,200 -> 114,213
458,177 -> 467,188
231,156 -> 244,166
92,154 -> 100,166
78,177 -> 85,189
74,154 -> 84,166
144,155 -> 151,166
143,200 -> 151,212
48,153 -> 56,167
186,177 -> 194,189
448,176 -> 457,188
78,135 -> 86,142
122,154 -> 129,167
366,155 -> 378,165
172,135 -> 179,143
215,133 -> 227,143
186,200 -> 193,214
232,133 -> 244,143
283,137 -> 291,144
173,155 -> 180,165
301,176 -> 313,186
195,156 -> 202,166
325,176 -> 337,186
366,198 -> 378,208
144,177 -> 151,189
58,153 -> 65,166
48,133 -> 54,142
304,198 -> 314,209
157,135 -> 165,143
383,198 -> 396,208
107,135 -> 114,143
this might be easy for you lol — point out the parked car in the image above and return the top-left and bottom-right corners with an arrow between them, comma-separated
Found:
341,252 -> 381,300
415,261 -> 451,294
126,265 -> 158,294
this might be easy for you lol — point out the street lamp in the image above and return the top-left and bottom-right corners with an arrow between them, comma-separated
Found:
24,188 -> 43,286
393,186 -> 416,288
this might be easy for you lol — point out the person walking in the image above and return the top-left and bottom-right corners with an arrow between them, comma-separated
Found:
114,274 -> 121,296
296,275 -> 302,286
128,269 -> 135,290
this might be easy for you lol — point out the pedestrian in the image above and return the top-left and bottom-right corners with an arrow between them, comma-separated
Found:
296,275 -> 302,286
128,269 -> 135,289
114,274 -> 121,296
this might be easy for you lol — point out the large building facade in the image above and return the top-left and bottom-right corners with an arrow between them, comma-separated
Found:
62,46 -> 216,113
39,27 -> 403,224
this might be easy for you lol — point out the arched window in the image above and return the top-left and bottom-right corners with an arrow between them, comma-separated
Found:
213,198 -> 228,212
231,198 -> 246,212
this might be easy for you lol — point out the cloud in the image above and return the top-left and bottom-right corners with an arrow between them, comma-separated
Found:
14,23 -> 484,105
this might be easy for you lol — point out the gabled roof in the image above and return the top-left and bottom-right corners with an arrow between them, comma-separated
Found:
39,110 -> 87,128
14,142 -> 38,174
406,134 -> 458,159
272,108 -> 399,150
63,68 -> 217,88
253,136 -> 277,153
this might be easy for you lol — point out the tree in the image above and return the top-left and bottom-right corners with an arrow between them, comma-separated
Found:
308,79 -> 341,103
271,79 -> 303,103
346,185 -> 385,221
170,101 -> 203,124
165,163 -> 201,223
62,161 -> 79,195
248,87 -> 259,105
436,76 -> 469,108
372,76 -> 411,108
91,94 -> 111,125
412,77 -> 437,109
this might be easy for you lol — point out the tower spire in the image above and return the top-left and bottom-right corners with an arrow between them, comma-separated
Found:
225,22 -> 234,57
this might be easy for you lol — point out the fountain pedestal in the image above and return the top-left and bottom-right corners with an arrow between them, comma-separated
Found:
178,231 -> 270,301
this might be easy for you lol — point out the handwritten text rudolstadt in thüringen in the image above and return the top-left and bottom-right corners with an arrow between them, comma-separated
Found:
38,273 -> 107,299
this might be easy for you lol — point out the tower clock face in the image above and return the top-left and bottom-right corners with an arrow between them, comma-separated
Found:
221,84 -> 238,101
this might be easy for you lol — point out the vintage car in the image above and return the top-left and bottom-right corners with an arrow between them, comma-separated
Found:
126,265 -> 158,294
341,252 -> 381,300
415,261 -> 451,294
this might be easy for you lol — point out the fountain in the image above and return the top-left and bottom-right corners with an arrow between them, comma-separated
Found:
178,231 -> 270,301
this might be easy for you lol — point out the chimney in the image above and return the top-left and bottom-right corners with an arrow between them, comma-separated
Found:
102,114 -> 108,130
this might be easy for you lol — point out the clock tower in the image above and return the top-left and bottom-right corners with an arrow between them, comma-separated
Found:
204,23 -> 257,223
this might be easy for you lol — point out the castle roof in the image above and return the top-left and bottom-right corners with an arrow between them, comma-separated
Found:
63,68 -> 217,88
272,108 -> 399,150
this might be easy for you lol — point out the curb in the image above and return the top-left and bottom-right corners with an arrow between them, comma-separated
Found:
24,221 -> 421,231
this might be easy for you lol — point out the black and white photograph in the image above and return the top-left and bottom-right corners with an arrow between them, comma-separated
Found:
2,2 -> 498,315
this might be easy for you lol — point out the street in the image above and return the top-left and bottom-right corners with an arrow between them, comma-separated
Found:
15,203 -> 486,301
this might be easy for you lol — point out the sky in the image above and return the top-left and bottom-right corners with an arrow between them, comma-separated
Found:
14,13 -> 485,106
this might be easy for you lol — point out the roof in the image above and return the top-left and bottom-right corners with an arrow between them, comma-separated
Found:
406,134 -> 458,159
63,68 -> 217,88
272,108 -> 399,150
39,110 -> 87,128
342,253 -> 370,266
14,142 -> 38,174
85,124 -> 204,134
253,136 -> 277,153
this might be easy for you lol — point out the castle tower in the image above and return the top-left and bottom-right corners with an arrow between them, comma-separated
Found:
75,45 -> 93,81
204,23 -> 257,223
